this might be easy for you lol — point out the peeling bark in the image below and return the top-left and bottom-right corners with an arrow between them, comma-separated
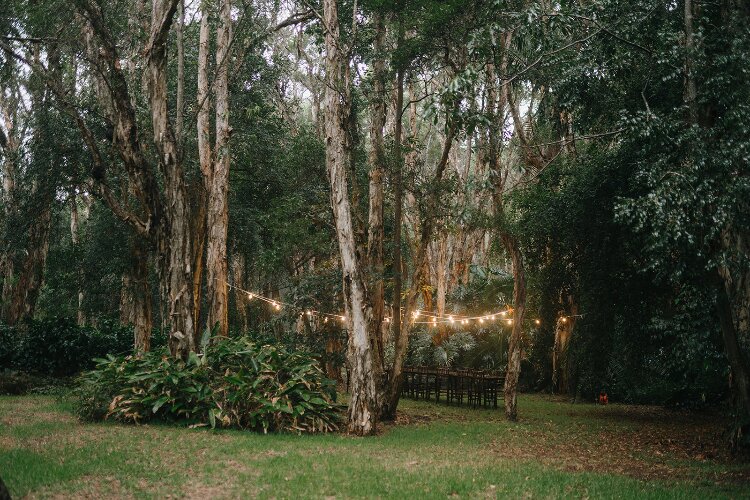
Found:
322,0 -> 379,435
205,0 -> 232,339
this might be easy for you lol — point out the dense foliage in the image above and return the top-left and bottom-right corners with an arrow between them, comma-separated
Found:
0,318 -> 152,377
74,336 -> 342,433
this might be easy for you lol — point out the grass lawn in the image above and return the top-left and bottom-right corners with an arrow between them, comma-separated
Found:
1,394 -> 748,499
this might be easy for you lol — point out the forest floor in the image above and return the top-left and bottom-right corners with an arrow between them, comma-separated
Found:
1,394 -> 749,499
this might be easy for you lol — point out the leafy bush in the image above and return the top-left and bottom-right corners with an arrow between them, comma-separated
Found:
0,323 -> 20,369
74,337 -> 343,433
1,317 -> 171,377
13,317 -> 134,376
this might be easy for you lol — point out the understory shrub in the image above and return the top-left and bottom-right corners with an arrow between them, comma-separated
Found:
73,337 -> 343,433
1,317 -> 169,377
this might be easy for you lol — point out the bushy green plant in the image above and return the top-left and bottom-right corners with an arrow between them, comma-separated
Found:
73,336 -> 343,433
0,323 -> 20,369
14,317 -> 134,376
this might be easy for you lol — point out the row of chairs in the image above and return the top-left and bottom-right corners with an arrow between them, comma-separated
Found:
401,366 -> 504,408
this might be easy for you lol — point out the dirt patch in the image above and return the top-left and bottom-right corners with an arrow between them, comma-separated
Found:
392,412 -> 432,426
30,475 -> 133,499
487,413 -> 750,485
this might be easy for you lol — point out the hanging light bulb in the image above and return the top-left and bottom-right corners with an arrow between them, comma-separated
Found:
414,309 -> 420,318
534,319 -> 541,326
479,317 -> 484,324
505,318 -> 512,325
561,317 -> 567,323
448,315 -> 454,323
247,292 -> 254,299
501,310 -> 507,316
306,310 -> 312,316
324,317 -> 329,323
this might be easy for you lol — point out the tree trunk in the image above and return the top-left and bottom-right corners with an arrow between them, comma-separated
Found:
147,0 -> 195,359
716,229 -> 750,445
231,251 -> 248,333
120,238 -> 153,352
382,57 -> 405,421
367,12 -> 387,371
205,0 -> 232,339
435,234 -> 448,343
322,0 -> 379,435
175,0 -> 185,140
70,191 -> 86,325
501,232 -> 526,421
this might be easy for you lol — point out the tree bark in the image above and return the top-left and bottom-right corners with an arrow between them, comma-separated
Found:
501,233 -> 526,420
205,0 -> 232,339
146,0 -> 196,358
70,191 -> 86,326
120,237 -> 153,352
322,0 -> 379,435
175,0 -> 185,140
367,12 -> 387,371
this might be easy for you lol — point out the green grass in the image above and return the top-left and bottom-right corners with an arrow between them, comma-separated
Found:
1,394 -> 748,498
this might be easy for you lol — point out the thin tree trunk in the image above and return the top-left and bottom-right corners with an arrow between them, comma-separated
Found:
383,57 -> 405,421
70,191 -> 85,325
175,0 -> 185,140
205,0 -> 232,338
231,251 -> 248,333
684,0 -> 698,124
501,232 -> 525,421
367,12 -> 387,371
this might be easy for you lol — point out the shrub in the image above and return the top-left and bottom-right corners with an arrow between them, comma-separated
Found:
13,317 -> 134,376
0,323 -> 20,369
74,337 -> 343,433
0,317 -> 162,377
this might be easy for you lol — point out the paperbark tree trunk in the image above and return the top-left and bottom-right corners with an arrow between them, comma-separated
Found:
120,238 -> 153,352
367,12 -> 387,370
322,0 -> 379,435
501,233 -> 526,421
70,191 -> 85,326
147,0 -> 196,359
205,0 -> 232,339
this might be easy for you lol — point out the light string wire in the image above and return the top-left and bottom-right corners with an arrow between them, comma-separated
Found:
221,280 -> 559,326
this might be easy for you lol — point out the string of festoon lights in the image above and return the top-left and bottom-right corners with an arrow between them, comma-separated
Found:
222,280 -> 560,327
